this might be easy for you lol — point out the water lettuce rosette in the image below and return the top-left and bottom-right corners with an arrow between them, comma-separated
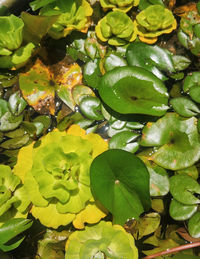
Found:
99,0 -> 140,13
14,125 -> 108,229
65,221 -> 138,258
31,0 -> 93,39
95,11 -> 137,45
0,15 -> 35,69
0,165 -> 30,225
135,5 -> 177,44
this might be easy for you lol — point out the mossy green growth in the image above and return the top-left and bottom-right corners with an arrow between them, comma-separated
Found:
100,0 -> 140,13
65,221 -> 138,259
0,165 -> 30,225
34,0 -> 93,39
14,125 -> 108,229
135,5 -> 177,44
95,11 -> 137,46
0,15 -> 35,69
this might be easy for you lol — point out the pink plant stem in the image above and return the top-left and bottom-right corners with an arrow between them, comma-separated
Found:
142,241 -> 200,259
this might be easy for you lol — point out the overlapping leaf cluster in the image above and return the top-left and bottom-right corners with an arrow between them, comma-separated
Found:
2,0 -> 200,258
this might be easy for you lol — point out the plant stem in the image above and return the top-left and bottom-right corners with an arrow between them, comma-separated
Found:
142,241 -> 200,259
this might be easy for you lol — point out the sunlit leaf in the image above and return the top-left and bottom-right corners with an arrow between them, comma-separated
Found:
90,149 -> 151,225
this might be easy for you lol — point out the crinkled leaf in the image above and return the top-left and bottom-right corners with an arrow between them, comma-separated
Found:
90,149 -> 151,225
170,175 -> 200,205
99,66 -> 169,116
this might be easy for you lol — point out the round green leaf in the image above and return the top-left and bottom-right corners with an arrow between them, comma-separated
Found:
188,212 -> 200,238
169,199 -> 198,221
98,66 -> 169,116
126,42 -> 175,80
170,97 -> 200,117
140,113 -> 200,170
139,157 -> 169,197
104,53 -> 127,72
79,96 -> 104,120
170,175 -> 200,205
109,131 -> 139,153
83,59 -> 101,89
183,72 -> 200,103
90,149 -> 151,225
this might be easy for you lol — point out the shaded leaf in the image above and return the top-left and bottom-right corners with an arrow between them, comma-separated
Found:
188,212 -> 200,238
0,134 -> 29,149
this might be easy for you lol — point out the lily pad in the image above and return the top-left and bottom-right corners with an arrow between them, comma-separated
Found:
126,42 -> 175,80
169,199 -> 198,221
183,72 -> 200,103
83,59 -> 101,89
170,175 -> 200,205
170,97 -> 200,117
98,66 -> 169,116
109,131 -> 139,153
140,113 -> 200,170
90,149 -> 151,225
139,156 -> 169,197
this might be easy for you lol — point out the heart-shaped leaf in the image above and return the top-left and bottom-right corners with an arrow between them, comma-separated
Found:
79,96 -> 104,120
98,66 -> 169,116
126,42 -> 175,80
109,131 -> 139,153
140,113 -> 200,170
170,175 -> 200,205
169,199 -> 198,221
90,149 -> 151,225
170,97 -> 200,117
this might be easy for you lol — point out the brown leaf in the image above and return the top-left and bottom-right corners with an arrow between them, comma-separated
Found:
174,3 -> 197,17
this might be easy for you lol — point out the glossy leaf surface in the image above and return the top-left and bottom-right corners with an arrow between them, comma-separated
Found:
90,149 -> 151,225
98,66 -> 169,116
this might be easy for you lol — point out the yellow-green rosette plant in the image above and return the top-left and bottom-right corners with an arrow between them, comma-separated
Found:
14,125 -> 108,229
100,0 -> 140,13
65,221 -> 138,258
95,11 -> 137,46
0,15 -> 35,69
135,5 -> 177,44
30,0 -> 93,39
0,165 -> 30,225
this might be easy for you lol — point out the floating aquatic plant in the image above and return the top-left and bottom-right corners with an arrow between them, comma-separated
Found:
14,125 -> 108,229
